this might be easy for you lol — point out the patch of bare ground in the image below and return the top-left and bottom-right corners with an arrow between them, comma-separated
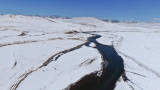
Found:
65,30 -> 79,34
12,61 -> 17,69
121,71 -> 144,90
18,31 -> 28,36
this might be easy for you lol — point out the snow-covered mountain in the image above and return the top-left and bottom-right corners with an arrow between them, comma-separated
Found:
0,14 -> 160,90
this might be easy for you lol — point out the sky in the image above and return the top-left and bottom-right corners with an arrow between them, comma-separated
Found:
0,0 -> 160,22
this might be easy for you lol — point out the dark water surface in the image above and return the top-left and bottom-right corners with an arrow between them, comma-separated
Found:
69,34 -> 124,90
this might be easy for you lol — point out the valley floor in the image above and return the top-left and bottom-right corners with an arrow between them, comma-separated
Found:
0,15 -> 160,90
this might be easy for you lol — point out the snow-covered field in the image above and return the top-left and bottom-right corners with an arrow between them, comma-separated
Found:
0,14 -> 160,90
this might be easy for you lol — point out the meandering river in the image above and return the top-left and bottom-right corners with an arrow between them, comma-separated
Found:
69,34 -> 124,90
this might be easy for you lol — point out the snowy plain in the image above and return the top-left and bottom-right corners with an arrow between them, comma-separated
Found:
0,14 -> 160,90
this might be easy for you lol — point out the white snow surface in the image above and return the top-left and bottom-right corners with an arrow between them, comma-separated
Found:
0,14 -> 160,90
